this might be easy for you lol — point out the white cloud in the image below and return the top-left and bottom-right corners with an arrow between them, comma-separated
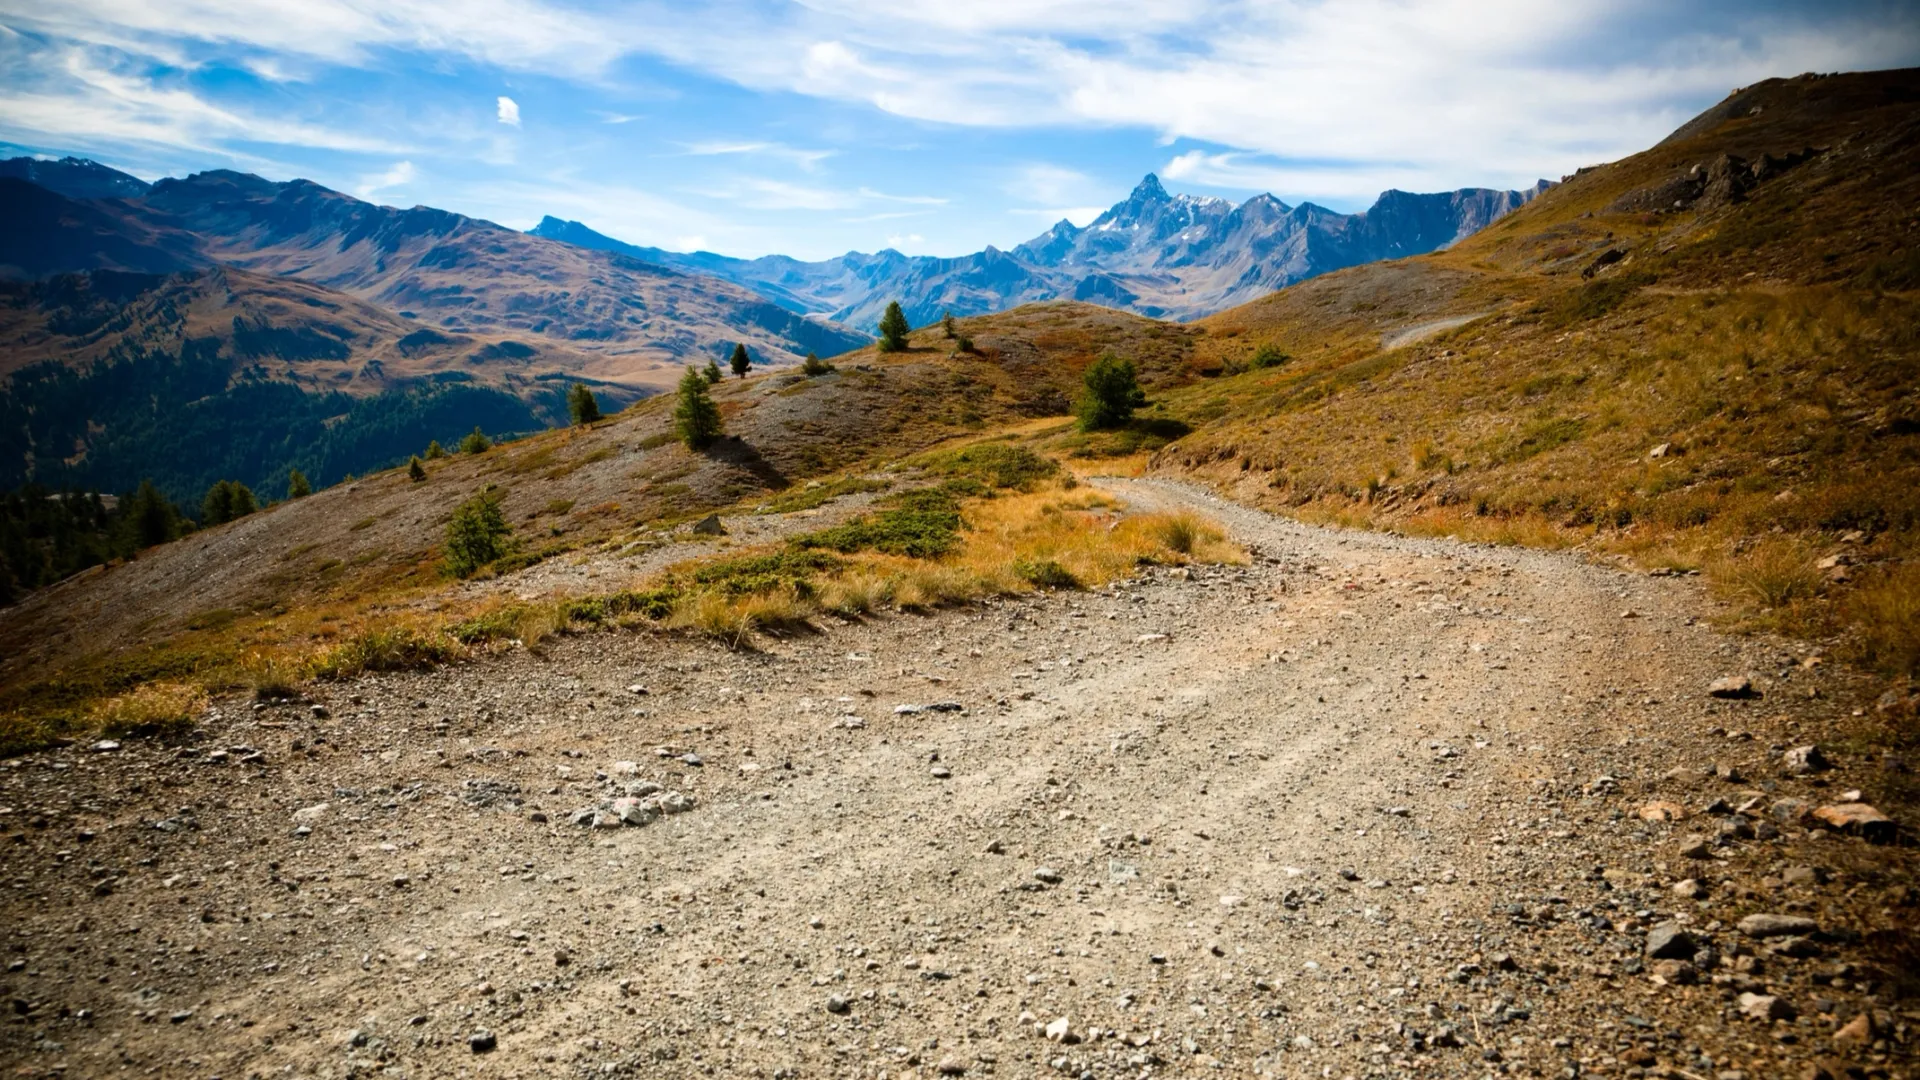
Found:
0,44 -> 410,160
698,177 -> 947,212
495,95 -> 520,126
1006,163 -> 1092,205
355,159 -> 415,199
5,0 -> 1914,206
679,140 -> 835,171
884,232 -> 926,251
1161,150 -> 1441,206
1007,205 -> 1108,226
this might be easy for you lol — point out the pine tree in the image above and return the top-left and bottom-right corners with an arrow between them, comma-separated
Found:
287,469 -> 312,499
408,457 -> 428,482
674,366 -> 723,449
460,427 -> 491,454
568,383 -> 601,425
424,439 -> 448,460
201,480 -> 257,525
729,343 -> 751,380
942,310 -> 956,338
1074,352 -> 1147,431
877,301 -> 911,353
703,358 -> 723,385
230,482 -> 257,518
443,488 -> 510,578
801,351 -> 833,376
201,480 -> 234,526
124,480 -> 177,549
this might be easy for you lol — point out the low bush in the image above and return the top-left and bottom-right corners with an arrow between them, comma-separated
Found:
797,490 -> 963,558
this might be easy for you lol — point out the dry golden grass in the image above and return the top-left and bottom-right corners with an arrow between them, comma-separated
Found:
92,682 -> 207,739
1158,280 -> 1919,678
643,479 -> 1244,640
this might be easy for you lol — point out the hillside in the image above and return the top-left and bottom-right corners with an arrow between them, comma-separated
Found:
529,174 -> 1549,328
0,301 -> 1199,728
1128,68 -> 1920,679
0,166 -> 875,499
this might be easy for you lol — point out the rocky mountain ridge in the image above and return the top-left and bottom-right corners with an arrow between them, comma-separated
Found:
532,173 -> 1551,328
0,162 -> 870,382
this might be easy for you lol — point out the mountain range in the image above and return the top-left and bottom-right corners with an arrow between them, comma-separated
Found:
0,153 -> 1543,503
531,173 -> 1552,328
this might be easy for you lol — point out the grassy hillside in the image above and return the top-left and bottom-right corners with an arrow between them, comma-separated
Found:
0,301 -> 1209,751
1133,69 -> 1920,682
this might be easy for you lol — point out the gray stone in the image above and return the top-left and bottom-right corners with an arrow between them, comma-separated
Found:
825,995 -> 850,1015
1738,913 -> 1818,938
1033,867 -> 1063,885
469,1029 -> 497,1053
1770,799 -> 1811,824
1782,745 -> 1829,775
1646,923 -> 1697,959
1735,992 -> 1795,1021
1708,676 -> 1756,699
1677,835 -> 1714,859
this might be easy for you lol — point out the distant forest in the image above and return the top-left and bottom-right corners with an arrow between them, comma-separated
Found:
0,339 -> 575,505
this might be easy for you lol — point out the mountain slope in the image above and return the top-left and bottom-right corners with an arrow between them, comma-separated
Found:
531,176 -> 1549,329
1133,67 -> 1920,678
0,155 -> 150,200
2,170 -> 871,388
0,265 -> 642,500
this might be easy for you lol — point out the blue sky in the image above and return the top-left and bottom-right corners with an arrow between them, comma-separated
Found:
2,1 -> 1915,261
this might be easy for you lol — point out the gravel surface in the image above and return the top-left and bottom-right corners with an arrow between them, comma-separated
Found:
1,478 -> 1911,1080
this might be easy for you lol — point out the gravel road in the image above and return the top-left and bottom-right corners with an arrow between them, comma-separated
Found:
1,478 -> 1910,1080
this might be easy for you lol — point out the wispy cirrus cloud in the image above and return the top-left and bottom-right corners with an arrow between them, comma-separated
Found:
355,158 -> 415,199
0,42 -> 411,159
678,140 -> 835,171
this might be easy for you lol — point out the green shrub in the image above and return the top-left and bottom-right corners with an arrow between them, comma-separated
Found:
1015,558 -> 1079,590
1250,343 -> 1290,369
1075,352 -> 1147,431
797,489 -> 963,558
800,352 -> 834,376
459,427 -> 492,454
688,550 -> 842,596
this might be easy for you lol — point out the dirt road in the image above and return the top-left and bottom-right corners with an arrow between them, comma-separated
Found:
1,478 -> 1909,1080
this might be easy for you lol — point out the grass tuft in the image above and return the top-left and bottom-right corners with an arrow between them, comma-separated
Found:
92,681 -> 206,740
